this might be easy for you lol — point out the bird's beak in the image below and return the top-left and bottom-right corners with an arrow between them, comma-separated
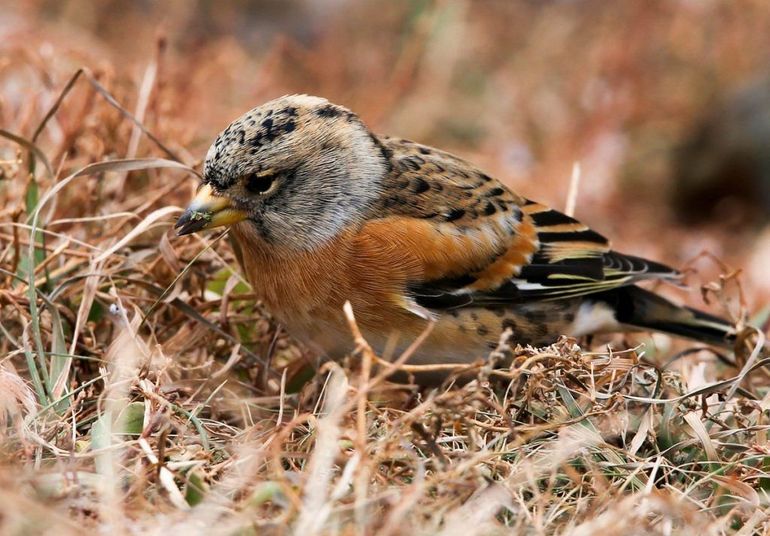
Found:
175,183 -> 248,236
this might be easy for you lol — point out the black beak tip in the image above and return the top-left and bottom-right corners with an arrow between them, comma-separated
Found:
175,210 -> 207,236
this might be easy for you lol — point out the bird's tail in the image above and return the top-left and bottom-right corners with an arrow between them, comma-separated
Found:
594,285 -> 736,348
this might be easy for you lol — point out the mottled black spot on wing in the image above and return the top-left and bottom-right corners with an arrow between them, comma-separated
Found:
408,278 -> 475,310
399,156 -> 425,171
411,177 -> 431,193
530,209 -> 581,227
603,251 -> 679,277
445,208 -> 465,221
518,257 -> 605,285
537,229 -> 608,244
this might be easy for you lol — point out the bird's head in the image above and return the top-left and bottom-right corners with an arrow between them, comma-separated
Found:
175,95 -> 388,249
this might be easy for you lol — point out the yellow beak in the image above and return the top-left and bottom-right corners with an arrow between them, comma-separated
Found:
175,183 -> 248,235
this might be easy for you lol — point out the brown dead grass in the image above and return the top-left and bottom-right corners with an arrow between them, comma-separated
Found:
1,2 -> 770,534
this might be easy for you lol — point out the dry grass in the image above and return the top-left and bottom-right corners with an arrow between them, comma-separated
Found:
2,2 -> 770,534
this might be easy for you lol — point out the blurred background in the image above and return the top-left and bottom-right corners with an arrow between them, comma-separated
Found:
3,0 -> 770,313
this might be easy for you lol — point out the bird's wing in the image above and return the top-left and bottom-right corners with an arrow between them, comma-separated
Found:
362,137 -> 681,312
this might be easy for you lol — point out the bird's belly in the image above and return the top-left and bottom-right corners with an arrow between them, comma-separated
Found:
366,301 -> 580,365
279,314 -> 356,358
277,299 -> 582,366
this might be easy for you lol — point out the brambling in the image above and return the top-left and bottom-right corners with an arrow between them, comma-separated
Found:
175,95 -> 735,369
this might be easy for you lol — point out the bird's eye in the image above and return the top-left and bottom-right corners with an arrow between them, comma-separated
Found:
245,172 -> 276,194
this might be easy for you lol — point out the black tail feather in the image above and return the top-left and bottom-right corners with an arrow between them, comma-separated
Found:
592,285 -> 736,348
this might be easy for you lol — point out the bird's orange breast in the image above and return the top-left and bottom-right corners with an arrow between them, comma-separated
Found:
229,221 -> 416,336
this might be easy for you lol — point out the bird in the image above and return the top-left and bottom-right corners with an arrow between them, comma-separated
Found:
175,94 -> 736,374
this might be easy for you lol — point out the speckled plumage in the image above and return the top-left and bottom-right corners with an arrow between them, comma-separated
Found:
176,95 -> 735,373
